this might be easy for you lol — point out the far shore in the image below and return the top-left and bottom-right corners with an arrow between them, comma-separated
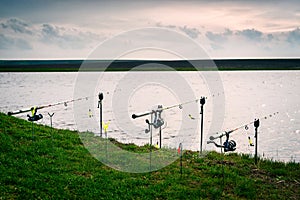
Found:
1,58 -> 300,72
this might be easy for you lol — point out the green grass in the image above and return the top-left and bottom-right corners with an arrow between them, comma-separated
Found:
0,112 -> 299,199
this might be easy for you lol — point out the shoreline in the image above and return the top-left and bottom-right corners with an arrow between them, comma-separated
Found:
1,58 -> 300,72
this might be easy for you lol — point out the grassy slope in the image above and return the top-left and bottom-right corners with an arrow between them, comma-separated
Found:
0,112 -> 299,199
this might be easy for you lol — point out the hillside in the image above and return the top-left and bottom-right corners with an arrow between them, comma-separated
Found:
0,112 -> 299,199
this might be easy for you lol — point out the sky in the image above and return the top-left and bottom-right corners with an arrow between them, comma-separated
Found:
0,0 -> 300,59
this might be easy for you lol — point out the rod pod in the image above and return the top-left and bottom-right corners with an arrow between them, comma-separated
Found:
48,113 -> 54,128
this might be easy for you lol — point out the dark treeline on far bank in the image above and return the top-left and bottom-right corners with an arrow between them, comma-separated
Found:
0,58 -> 300,72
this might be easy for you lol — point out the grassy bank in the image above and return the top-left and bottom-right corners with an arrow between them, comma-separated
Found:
0,112 -> 299,199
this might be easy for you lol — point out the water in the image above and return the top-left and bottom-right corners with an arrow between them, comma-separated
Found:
0,71 -> 299,162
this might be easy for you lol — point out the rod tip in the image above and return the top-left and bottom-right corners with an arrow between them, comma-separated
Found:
132,114 -> 137,119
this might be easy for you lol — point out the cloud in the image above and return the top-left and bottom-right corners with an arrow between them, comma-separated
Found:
0,18 -> 32,34
40,23 -> 103,49
205,29 -> 234,50
0,33 -> 14,49
15,38 -> 32,50
41,24 -> 60,38
206,29 -> 232,43
203,27 -> 297,58
236,28 -> 263,41
0,18 -> 105,52
178,25 -> 200,39
156,22 -> 176,29
0,33 -> 32,50
210,42 -> 223,50
206,28 -> 273,46
267,33 -> 274,41
205,28 -> 276,53
287,27 -> 300,45
156,22 -> 200,39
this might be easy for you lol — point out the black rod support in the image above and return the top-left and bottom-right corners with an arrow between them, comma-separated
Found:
48,112 -> 54,128
200,97 -> 206,154
254,118 -> 260,164
99,92 -> 104,101
149,113 -> 153,171
98,92 -> 104,137
159,126 -> 162,149
179,143 -> 183,176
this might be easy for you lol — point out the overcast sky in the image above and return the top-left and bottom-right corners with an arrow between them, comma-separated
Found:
0,0 -> 299,59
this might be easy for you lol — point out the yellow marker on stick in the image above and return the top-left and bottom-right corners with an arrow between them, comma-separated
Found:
188,114 -> 195,120
31,106 -> 37,117
248,136 -> 254,146
88,109 -> 93,118
102,121 -> 110,133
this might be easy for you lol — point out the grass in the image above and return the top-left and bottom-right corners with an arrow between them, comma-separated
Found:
0,112 -> 299,199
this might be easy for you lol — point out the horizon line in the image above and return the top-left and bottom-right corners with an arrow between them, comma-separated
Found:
1,57 -> 300,61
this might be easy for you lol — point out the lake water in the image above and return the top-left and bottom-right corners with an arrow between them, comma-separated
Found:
0,71 -> 299,162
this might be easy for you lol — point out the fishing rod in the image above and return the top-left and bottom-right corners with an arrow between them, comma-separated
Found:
7,96 -> 90,116
131,91 -> 225,120
208,111 -> 280,141
131,98 -> 205,119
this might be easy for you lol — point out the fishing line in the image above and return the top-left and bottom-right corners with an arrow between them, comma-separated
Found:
208,111 -> 279,141
131,97 -> 209,119
7,95 -> 94,116
95,91 -> 223,123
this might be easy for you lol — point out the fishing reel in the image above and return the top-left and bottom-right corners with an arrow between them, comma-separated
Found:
224,140 -> 236,152
207,139 -> 237,152
144,105 -> 165,133
27,107 -> 43,121
152,105 -> 164,129
207,131 -> 237,152
27,114 -> 43,122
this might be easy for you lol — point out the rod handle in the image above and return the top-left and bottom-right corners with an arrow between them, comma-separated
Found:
132,112 -> 152,119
